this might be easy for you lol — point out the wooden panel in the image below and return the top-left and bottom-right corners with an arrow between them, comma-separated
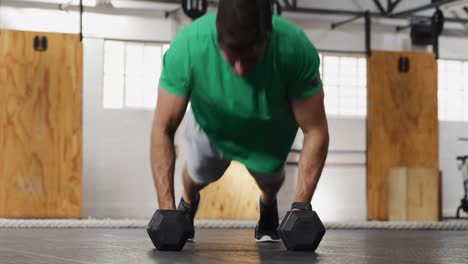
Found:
406,168 -> 440,221
388,167 -> 440,221
196,161 -> 261,220
388,168 -> 407,220
367,51 -> 439,220
0,30 -> 82,218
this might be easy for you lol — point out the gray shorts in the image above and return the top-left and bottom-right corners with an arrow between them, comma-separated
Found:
184,111 -> 284,186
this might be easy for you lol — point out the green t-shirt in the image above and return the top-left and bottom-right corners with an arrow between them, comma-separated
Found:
160,13 -> 322,173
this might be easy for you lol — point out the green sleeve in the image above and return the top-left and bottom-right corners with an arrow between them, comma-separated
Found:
287,29 -> 323,100
159,34 -> 192,97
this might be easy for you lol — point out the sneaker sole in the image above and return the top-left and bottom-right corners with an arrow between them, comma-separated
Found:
255,235 -> 281,243
256,198 -> 280,243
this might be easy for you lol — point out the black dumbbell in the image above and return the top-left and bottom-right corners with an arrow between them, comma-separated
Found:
147,210 -> 192,251
277,202 -> 326,251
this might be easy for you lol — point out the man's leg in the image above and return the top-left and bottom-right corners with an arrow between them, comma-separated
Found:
178,159 -> 229,241
182,109 -> 231,204
181,138 -> 231,207
250,169 -> 285,242
181,165 -> 208,206
178,109 -> 231,240
254,172 -> 285,206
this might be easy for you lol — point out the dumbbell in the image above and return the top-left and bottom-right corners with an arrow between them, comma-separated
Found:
277,202 -> 326,251
147,210 -> 192,251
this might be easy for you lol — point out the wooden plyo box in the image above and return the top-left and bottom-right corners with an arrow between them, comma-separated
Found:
367,51 -> 439,220
388,167 -> 441,221
0,30 -> 82,218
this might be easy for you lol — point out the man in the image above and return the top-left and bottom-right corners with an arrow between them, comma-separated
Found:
150,0 -> 329,242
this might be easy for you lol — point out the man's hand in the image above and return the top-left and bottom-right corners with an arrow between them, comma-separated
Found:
150,87 -> 189,210
291,89 -> 329,204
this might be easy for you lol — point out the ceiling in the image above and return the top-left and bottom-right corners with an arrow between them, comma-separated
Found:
294,0 -> 468,19
5,0 -> 468,21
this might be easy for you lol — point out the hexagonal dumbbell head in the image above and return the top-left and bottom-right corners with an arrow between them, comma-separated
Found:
278,210 -> 326,251
146,210 -> 191,251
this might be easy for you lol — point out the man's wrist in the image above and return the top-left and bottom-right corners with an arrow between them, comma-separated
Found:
158,200 -> 176,210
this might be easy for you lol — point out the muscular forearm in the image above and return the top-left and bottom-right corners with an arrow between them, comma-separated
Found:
150,129 -> 177,210
294,128 -> 329,204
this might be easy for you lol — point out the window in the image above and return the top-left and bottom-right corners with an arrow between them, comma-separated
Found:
438,59 -> 468,121
103,40 -> 170,109
320,54 -> 368,117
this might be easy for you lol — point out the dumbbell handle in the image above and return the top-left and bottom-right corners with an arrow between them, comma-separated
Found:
291,202 -> 312,211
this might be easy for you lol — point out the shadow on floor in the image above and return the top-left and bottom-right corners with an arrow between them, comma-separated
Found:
147,241 -> 319,264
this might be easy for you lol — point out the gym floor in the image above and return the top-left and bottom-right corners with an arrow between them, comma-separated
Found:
1,228 -> 467,264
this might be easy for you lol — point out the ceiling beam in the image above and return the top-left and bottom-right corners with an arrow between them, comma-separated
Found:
59,0 -> 468,24
292,0 -> 297,9
388,0 -> 403,13
282,6 -> 383,17
373,0 -> 387,14
389,0 -> 461,17
282,0 -> 291,8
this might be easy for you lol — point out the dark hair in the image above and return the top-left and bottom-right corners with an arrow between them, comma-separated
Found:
216,0 -> 273,52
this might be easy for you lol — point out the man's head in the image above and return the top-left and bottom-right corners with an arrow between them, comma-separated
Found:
216,0 -> 273,76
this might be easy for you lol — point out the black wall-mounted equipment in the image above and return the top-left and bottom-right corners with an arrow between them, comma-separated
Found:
410,17 -> 433,45
181,0 -> 208,20
410,8 -> 444,46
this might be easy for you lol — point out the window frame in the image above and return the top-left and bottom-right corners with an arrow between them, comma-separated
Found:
319,51 -> 368,118
102,39 -> 170,110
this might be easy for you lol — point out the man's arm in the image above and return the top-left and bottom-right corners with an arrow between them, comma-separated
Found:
150,87 -> 189,210
291,89 -> 329,204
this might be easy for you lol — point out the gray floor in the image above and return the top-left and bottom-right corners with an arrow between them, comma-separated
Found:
0,228 -> 467,264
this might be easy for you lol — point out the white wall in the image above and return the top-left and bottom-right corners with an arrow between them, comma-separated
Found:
310,118 -> 367,221
83,38 -> 159,218
2,0 -> 468,220
439,121 -> 468,216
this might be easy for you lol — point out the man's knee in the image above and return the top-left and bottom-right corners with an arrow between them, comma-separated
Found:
187,159 -> 231,186
250,169 -> 285,192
